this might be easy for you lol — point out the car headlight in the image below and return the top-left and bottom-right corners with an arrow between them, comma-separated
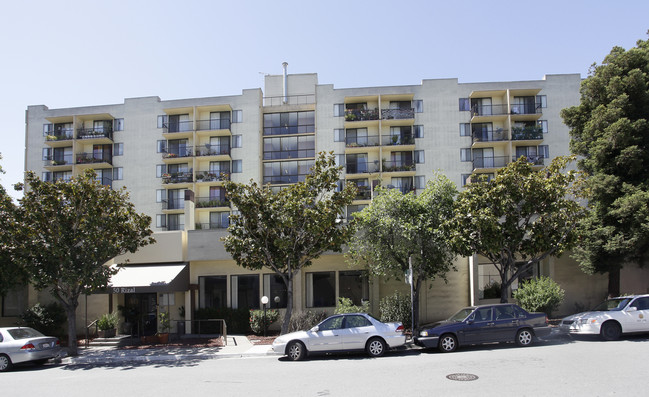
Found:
419,330 -> 429,337
577,318 -> 596,325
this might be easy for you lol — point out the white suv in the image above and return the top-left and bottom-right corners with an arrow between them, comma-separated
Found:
560,294 -> 649,340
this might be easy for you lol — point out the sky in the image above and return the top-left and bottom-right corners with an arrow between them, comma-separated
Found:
1,0 -> 648,200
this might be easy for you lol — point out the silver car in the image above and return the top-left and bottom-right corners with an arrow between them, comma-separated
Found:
0,327 -> 61,372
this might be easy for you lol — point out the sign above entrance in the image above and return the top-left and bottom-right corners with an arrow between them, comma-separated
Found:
107,263 -> 189,294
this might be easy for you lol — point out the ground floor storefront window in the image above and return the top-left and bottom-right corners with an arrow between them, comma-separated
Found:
231,274 -> 260,309
339,271 -> 369,306
263,274 -> 288,309
306,271 -> 336,308
199,275 -> 227,309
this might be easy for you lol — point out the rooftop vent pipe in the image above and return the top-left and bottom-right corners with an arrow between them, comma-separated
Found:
282,62 -> 288,104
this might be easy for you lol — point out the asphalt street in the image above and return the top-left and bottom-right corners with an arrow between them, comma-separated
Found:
2,334 -> 647,396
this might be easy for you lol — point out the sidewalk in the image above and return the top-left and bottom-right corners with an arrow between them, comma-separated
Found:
62,335 -> 279,366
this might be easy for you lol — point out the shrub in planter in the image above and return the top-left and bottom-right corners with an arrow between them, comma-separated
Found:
20,302 -> 66,337
249,309 -> 280,335
288,310 -> 328,332
379,292 -> 411,330
513,276 -> 565,317
334,297 -> 369,314
97,312 -> 119,337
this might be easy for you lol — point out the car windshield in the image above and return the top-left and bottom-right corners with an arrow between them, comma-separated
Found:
592,298 -> 632,311
448,307 -> 475,322
7,327 -> 44,340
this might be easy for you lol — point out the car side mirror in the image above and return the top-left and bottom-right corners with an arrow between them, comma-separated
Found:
626,306 -> 638,312
310,326 -> 319,332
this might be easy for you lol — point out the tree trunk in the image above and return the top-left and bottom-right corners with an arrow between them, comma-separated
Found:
500,278 -> 510,303
65,305 -> 78,356
280,277 -> 293,335
412,277 -> 422,331
608,267 -> 621,297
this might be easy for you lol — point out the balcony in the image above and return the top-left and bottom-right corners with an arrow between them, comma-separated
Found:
77,127 -> 113,141
196,119 -> 231,131
381,108 -> 414,120
76,152 -> 112,166
472,128 -> 508,144
45,129 -> 74,146
162,146 -> 194,160
511,126 -> 543,141
162,199 -> 184,210
471,104 -> 509,117
514,155 -> 546,166
353,187 -> 372,201
96,175 -> 113,188
346,161 -> 380,175
510,103 -> 542,116
195,144 -> 231,157
195,222 -> 229,230
345,135 -> 381,148
195,170 -> 230,182
344,108 -> 380,122
163,121 -> 194,134
382,160 -> 416,173
163,223 -> 185,231
195,197 -> 230,208
162,172 -> 193,184
44,154 -> 74,168
381,134 -> 415,146
473,156 -> 510,170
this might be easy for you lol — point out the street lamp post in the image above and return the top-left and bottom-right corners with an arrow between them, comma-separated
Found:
261,296 -> 269,337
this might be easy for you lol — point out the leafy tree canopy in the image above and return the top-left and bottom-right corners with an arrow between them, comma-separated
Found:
561,33 -> 649,294
347,173 -> 459,328
16,170 -> 154,354
451,157 -> 585,302
222,152 -> 356,334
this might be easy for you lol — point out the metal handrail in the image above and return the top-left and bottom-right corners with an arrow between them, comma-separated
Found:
174,319 -> 228,345
85,319 -> 98,348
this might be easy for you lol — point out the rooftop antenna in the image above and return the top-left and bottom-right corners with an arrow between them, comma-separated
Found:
282,62 -> 288,104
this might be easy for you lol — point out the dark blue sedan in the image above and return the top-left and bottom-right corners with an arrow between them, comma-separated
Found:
414,304 -> 551,352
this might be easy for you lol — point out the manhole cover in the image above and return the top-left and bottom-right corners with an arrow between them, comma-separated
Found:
446,373 -> 479,381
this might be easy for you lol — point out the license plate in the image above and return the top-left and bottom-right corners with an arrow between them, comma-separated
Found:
40,342 -> 51,348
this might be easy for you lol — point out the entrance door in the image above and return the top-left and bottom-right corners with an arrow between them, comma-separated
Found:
124,293 -> 158,336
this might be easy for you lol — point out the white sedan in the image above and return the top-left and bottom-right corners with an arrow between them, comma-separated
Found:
0,327 -> 62,372
560,294 -> 649,340
272,313 -> 406,361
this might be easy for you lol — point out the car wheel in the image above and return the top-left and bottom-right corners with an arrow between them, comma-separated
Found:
0,354 -> 12,372
600,321 -> 622,341
286,341 -> 306,361
516,329 -> 533,346
366,337 -> 386,358
438,334 -> 457,353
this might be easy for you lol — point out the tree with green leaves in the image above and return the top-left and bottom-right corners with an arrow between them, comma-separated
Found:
16,170 -> 155,355
561,33 -> 649,296
346,174 -> 459,329
222,152 -> 356,334
451,157 -> 585,303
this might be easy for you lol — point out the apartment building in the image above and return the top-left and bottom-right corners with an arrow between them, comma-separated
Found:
5,68 -> 622,334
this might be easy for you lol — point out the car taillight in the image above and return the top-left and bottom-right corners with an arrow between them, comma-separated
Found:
56,340 -> 60,346
21,343 -> 36,350
545,316 -> 549,325
396,325 -> 404,333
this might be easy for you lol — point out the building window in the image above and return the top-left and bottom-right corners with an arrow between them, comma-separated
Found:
413,100 -> 423,113
209,211 -> 230,229
199,276 -> 227,309
157,115 -> 167,128
263,274 -> 288,309
156,214 -> 166,228
334,104 -> 344,117
413,125 -> 424,138
460,123 -> 471,136
263,160 -> 314,184
156,189 -> 165,203
415,175 -> 425,189
157,140 -> 166,153
539,145 -> 549,159
339,271 -> 369,306
113,167 -> 123,181
232,160 -> 242,173
306,272 -> 335,308
538,120 -> 548,133
231,275 -> 260,309
232,135 -> 242,148
263,111 -> 315,136
232,110 -> 243,123
460,148 -> 472,162
2,285 -> 28,317
461,174 -> 471,187
263,135 -> 315,160
414,150 -> 425,164
113,118 -> 124,131
113,143 -> 123,156
334,128 -> 345,142
536,95 -> 547,108
156,164 -> 167,178
459,98 -> 470,111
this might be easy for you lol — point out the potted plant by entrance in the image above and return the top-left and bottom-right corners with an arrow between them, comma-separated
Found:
157,311 -> 171,344
97,312 -> 119,338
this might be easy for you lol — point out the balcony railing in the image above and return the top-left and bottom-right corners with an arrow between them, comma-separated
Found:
195,170 -> 230,182
45,129 -> 74,141
196,119 -> 231,131
44,154 -> 74,166
163,146 -> 194,159
345,136 -> 381,147
161,199 -> 184,210
382,161 -> 416,172
195,222 -> 229,230
263,94 -> 315,106
353,188 -> 372,200
473,156 -> 510,169
381,108 -> 415,120
514,155 -> 546,166
162,172 -> 193,184
472,129 -> 508,143
163,223 -> 185,231
346,161 -> 380,174
96,175 -> 113,188
510,103 -> 543,115
471,104 -> 509,117
344,108 -> 380,122
163,121 -> 193,133
511,126 -> 543,140
77,128 -> 113,140
195,197 -> 230,208
382,134 -> 415,146
76,153 -> 112,165
195,144 -> 231,157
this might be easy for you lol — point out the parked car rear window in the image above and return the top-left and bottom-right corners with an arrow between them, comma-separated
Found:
7,328 -> 44,339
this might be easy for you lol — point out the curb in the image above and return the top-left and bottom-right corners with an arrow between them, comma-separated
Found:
62,348 -> 280,365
